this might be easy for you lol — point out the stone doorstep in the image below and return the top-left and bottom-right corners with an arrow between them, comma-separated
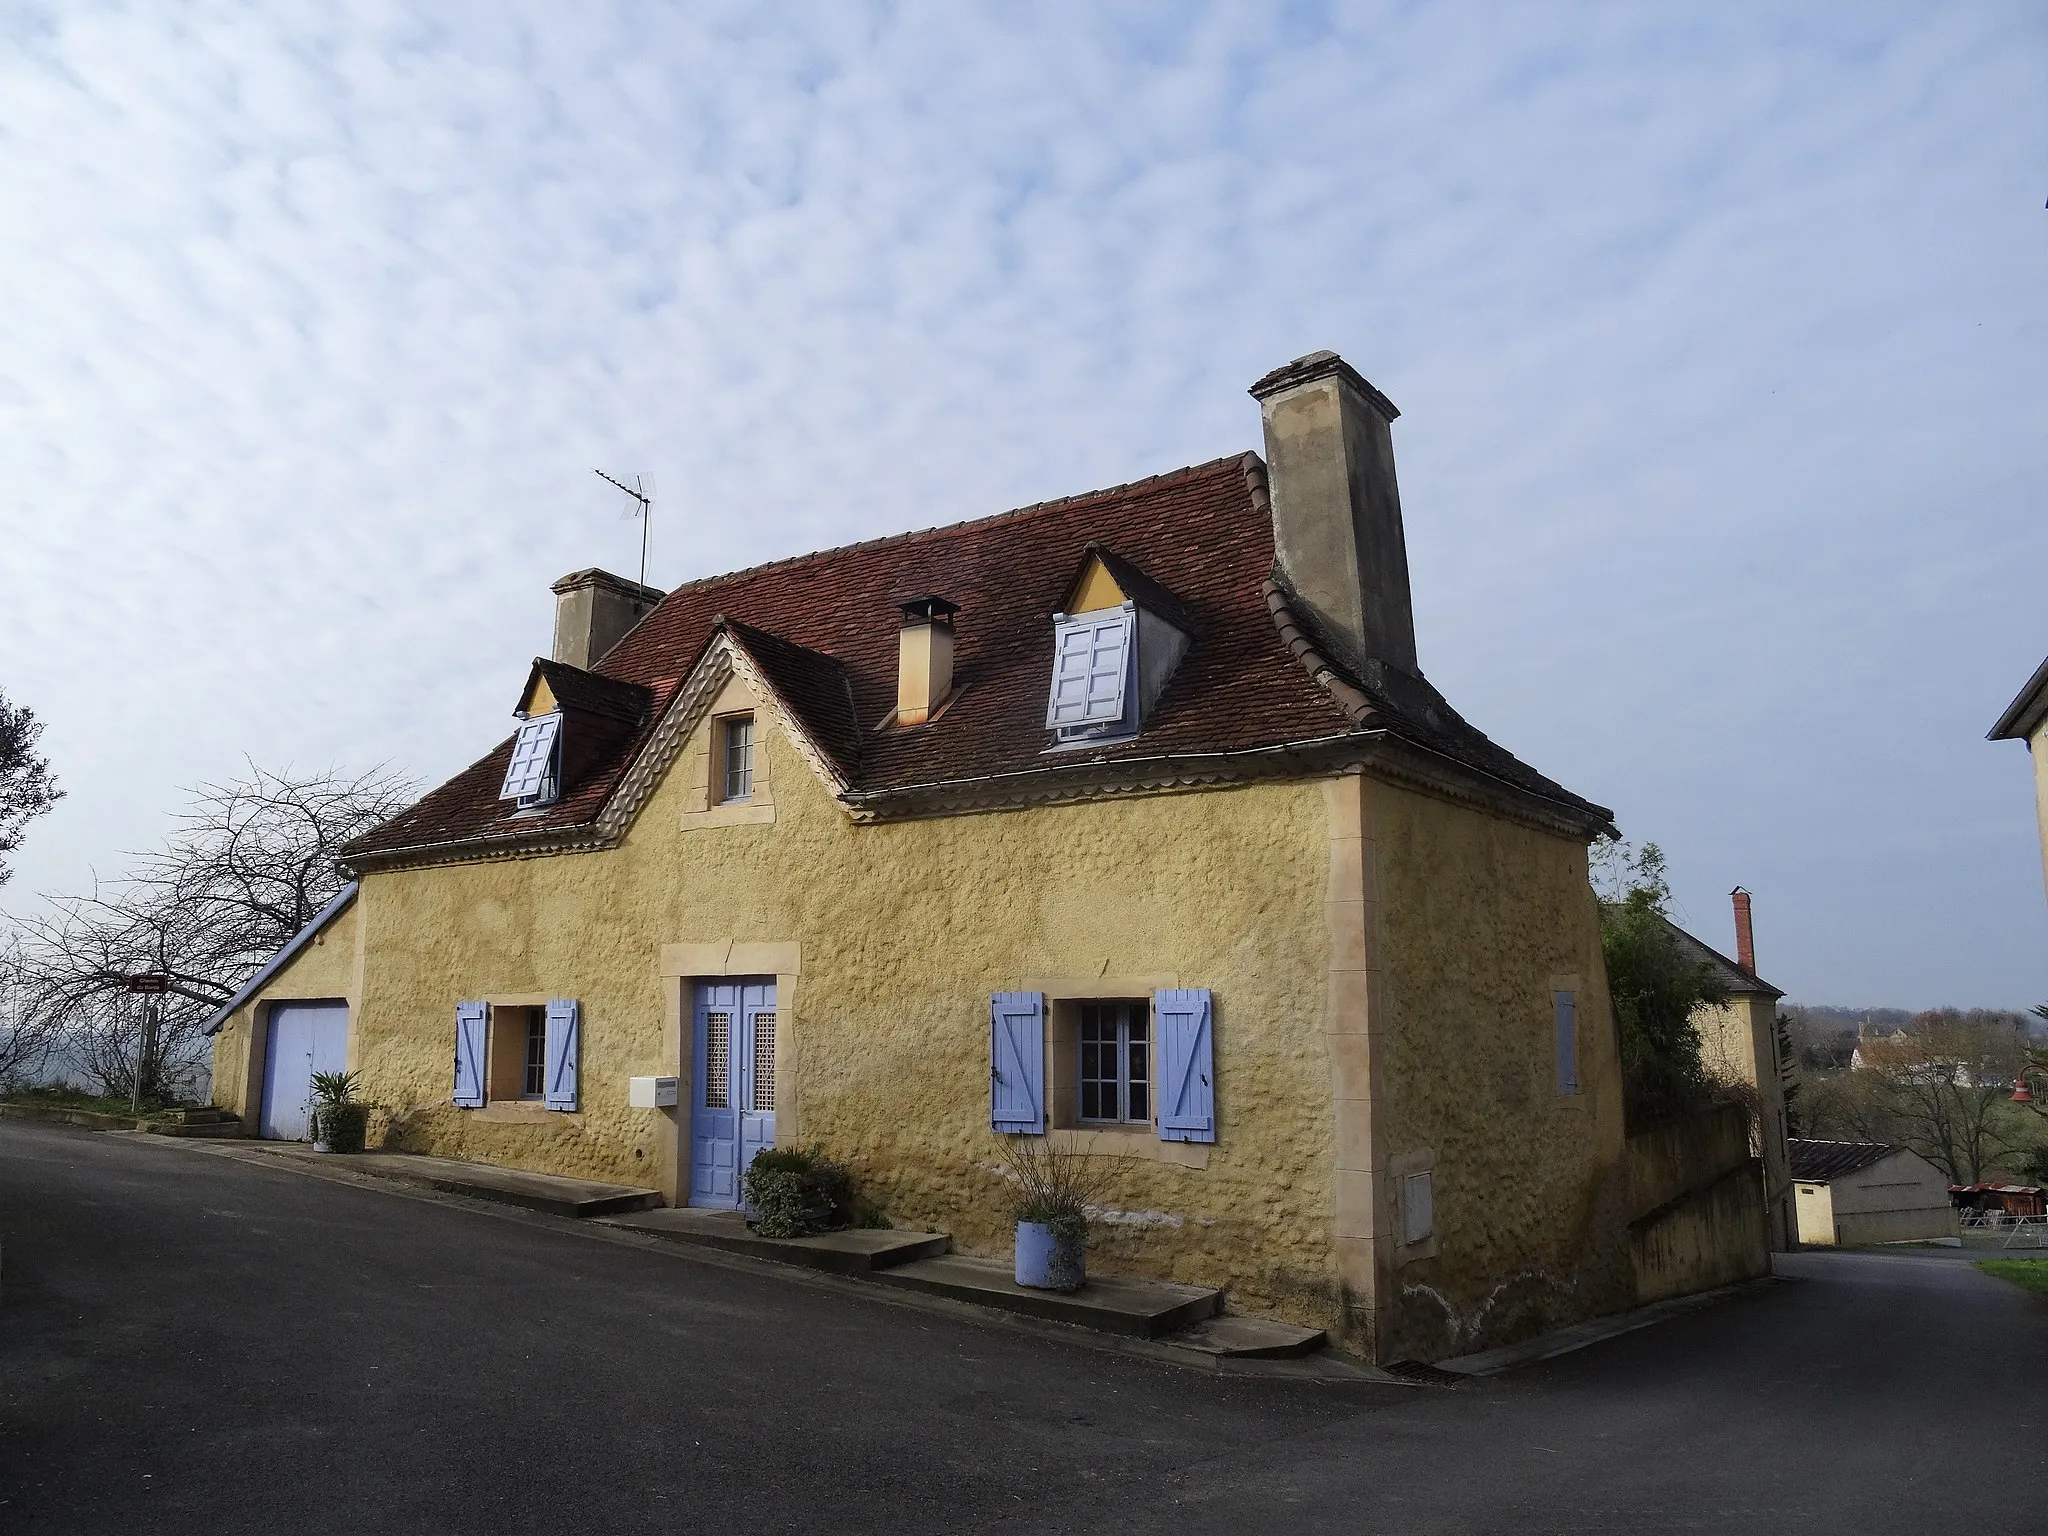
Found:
870,1254 -> 1223,1340
237,1144 -> 662,1219
601,1208 -> 952,1274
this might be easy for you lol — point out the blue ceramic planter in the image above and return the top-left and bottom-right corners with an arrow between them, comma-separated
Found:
1014,1220 -> 1085,1291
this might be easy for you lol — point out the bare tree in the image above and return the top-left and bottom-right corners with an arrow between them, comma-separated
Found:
1843,1009 -> 2033,1183
0,688 -> 63,888
11,763 -> 413,1102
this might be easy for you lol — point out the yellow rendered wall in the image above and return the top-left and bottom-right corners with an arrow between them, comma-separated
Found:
1364,778 -> 1633,1361
1066,558 -> 1126,614
2031,723 -> 2048,909
343,700 -> 1344,1330
1695,994 -> 1796,1248
210,896 -> 364,1129
1794,1182 -> 1837,1245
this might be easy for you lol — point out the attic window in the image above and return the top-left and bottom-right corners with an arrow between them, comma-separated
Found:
1043,547 -> 1191,748
1046,607 -> 1136,742
499,712 -> 562,807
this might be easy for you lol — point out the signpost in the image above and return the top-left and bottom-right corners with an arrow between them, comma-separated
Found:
124,974 -> 170,1116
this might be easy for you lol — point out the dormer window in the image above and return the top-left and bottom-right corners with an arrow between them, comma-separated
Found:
500,712 -> 562,808
1044,546 -> 1191,748
1046,605 -> 1137,742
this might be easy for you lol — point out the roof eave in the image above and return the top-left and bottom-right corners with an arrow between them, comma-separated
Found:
1989,655 -> 2048,741
201,882 -> 360,1036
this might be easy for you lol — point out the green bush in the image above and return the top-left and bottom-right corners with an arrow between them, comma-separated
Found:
317,1102 -> 368,1153
742,1145 -> 856,1238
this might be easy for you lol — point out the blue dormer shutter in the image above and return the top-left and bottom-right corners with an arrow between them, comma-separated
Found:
1554,990 -> 1578,1095
453,1001 -> 487,1107
990,992 -> 1046,1134
1156,988 -> 1215,1143
545,998 -> 580,1112
1045,609 -> 1134,732
499,713 -> 563,804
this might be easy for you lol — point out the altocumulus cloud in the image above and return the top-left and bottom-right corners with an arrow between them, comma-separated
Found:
0,3 -> 2043,1004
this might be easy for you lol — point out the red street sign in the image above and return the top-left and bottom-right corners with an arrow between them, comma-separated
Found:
125,974 -> 170,995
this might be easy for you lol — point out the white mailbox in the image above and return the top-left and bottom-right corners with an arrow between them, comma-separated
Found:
628,1075 -> 679,1109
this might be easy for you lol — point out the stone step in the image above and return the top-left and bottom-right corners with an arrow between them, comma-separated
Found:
869,1254 -> 1223,1339
1166,1314 -> 1328,1359
147,1118 -> 245,1138
247,1146 -> 662,1218
600,1208 -> 952,1274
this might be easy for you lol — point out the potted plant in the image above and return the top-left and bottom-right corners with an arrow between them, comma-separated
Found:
742,1145 -> 856,1238
309,1071 -> 367,1154
995,1136 -> 1130,1292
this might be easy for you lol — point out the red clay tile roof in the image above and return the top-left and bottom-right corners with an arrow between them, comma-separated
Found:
344,453 -> 1609,860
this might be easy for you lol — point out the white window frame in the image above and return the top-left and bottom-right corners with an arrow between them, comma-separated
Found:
1045,606 -> 1136,743
499,712 -> 562,807
1076,999 -> 1151,1126
719,713 -> 756,803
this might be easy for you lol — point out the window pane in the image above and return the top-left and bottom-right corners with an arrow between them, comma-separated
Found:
524,1010 -> 546,1098
704,1011 -> 731,1109
751,1012 -> 776,1111
1080,1006 -> 1117,1122
1127,1007 -> 1149,1123
724,716 -> 755,801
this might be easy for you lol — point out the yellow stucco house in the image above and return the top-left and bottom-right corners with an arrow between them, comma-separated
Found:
1990,656 -> 2048,911
208,350 -> 1639,1363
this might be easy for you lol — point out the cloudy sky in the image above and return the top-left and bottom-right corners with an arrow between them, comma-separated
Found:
2,3 -> 2043,1007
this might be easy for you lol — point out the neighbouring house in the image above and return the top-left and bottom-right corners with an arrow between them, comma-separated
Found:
1788,1140 -> 1958,1246
1671,890 -> 1795,1250
208,349 -> 1656,1363
1989,655 -> 2048,905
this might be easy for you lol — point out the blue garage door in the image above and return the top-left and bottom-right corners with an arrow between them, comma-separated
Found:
260,1000 -> 350,1141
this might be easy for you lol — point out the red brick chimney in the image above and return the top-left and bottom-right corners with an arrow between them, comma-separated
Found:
1731,887 -> 1755,974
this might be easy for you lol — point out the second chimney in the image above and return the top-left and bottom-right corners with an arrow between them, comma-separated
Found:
1731,887 -> 1756,974
551,568 -> 663,671
896,597 -> 958,725
1249,351 -> 1418,677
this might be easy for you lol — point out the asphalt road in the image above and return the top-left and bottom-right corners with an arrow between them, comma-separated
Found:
2,1119 -> 2044,1535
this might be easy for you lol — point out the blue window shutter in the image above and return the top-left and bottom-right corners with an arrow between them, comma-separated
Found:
1156,988 -> 1215,1143
545,998 -> 580,1112
1554,990 -> 1578,1095
990,992 -> 1046,1134
1044,609 -> 1134,730
453,1002 -> 487,1108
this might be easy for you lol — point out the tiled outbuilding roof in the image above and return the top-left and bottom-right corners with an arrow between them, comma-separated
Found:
1787,1139 -> 1901,1183
344,453 -> 1612,863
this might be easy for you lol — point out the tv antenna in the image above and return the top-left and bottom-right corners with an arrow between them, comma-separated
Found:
594,469 -> 654,586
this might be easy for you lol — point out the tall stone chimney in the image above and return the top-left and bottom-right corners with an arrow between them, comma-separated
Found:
895,597 -> 958,726
1731,887 -> 1756,974
551,568 -> 662,671
1249,351 -> 1417,676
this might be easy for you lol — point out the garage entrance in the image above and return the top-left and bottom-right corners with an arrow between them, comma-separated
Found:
260,1000 -> 350,1141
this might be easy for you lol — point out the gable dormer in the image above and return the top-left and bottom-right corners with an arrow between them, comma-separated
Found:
498,659 -> 652,811
1044,545 -> 1192,747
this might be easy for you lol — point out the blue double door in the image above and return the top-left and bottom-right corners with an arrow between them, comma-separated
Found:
260,1000 -> 349,1141
689,979 -> 777,1209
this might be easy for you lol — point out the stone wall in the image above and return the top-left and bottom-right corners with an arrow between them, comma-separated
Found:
1625,1101 -> 1770,1302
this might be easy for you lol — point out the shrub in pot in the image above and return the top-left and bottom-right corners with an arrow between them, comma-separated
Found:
309,1071 -> 367,1154
742,1145 -> 856,1238
995,1135 -> 1133,1293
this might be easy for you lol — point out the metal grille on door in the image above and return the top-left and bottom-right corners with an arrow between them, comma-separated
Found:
752,1012 -> 776,1111
704,1011 -> 731,1109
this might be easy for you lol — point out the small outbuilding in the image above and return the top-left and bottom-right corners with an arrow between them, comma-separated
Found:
1788,1139 -> 1958,1247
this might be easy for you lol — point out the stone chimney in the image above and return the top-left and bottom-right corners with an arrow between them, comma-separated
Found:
551,568 -> 663,671
1249,351 -> 1417,676
896,597 -> 958,725
1731,887 -> 1756,974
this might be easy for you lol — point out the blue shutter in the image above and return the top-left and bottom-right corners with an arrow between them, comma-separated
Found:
1554,990 -> 1578,1095
499,713 -> 562,803
453,1001 -> 487,1108
1156,988 -> 1215,1143
990,992 -> 1046,1134
545,998 -> 580,1112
